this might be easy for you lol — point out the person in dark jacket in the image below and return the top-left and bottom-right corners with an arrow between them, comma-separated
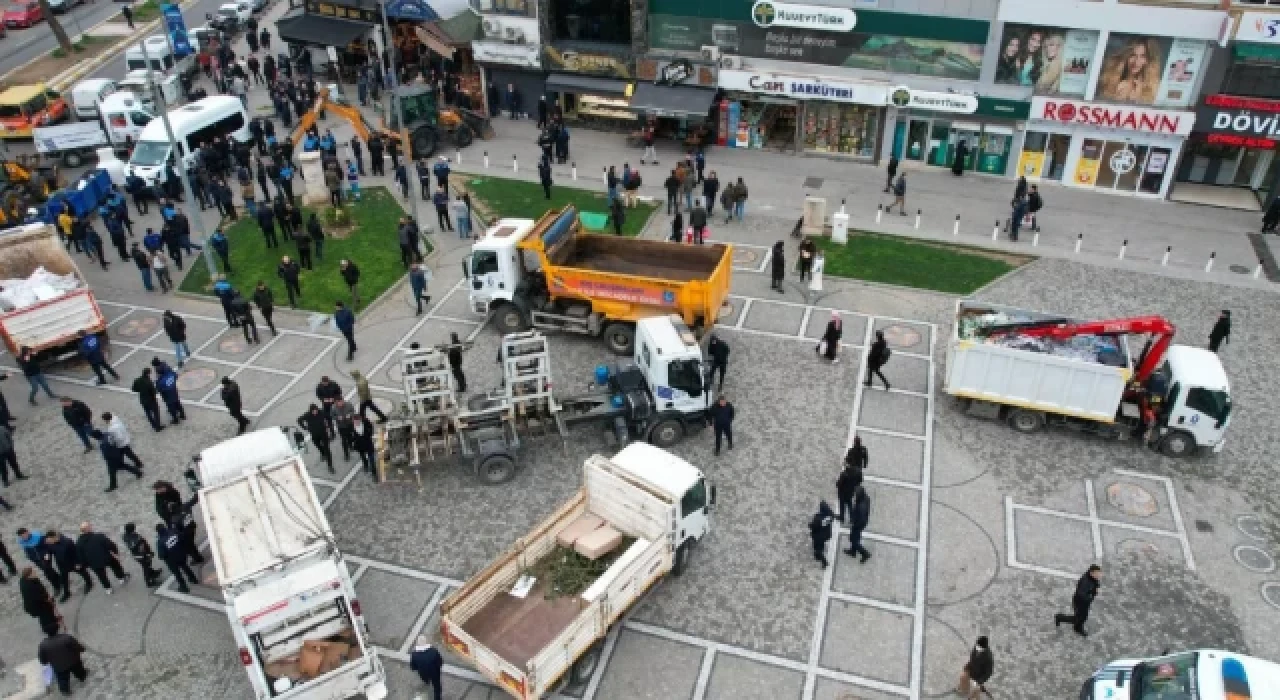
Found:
952,140 -> 968,176
959,636 -> 995,699
818,313 -> 842,363
220,377 -> 251,434
75,523 -> 129,593
409,635 -> 444,700
298,404 -> 334,472
707,396 -> 734,456
131,368 -> 164,431
334,301 -> 356,361
844,486 -> 871,561
1027,184 -> 1043,232
669,210 -> 684,243
60,397 -> 94,452
702,335 -> 728,392
835,461 -> 862,525
231,292 -> 260,344
770,241 -> 785,292
865,330 -> 891,390
1054,564 -> 1102,636
350,414 -> 378,480
123,523 -> 162,586
845,435 -> 868,470
95,428 -> 142,493
156,523 -> 197,594
538,158 -> 553,200
152,359 -> 186,422
307,212 -> 325,261
17,346 -> 55,406
20,567 -> 60,635
165,490 -> 203,566
664,170 -> 681,214
78,330 -> 118,385
702,172 -> 720,216
610,195 -> 625,236
409,263 -> 429,315
883,156 -> 899,193
1208,310 -> 1231,353
689,199 -> 707,242
277,255 -> 302,308
797,237 -> 817,282
809,501 -> 835,568
38,632 -> 88,696
152,480 -> 182,522
43,531 -> 92,601
338,259 -> 361,308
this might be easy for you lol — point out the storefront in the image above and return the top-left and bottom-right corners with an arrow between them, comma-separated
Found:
542,45 -> 635,130
716,69 -> 889,157
887,88 -> 1027,175
1017,97 -> 1194,198
1176,95 -> 1279,202
472,39 -> 544,117
427,9 -> 484,109
632,58 -> 719,148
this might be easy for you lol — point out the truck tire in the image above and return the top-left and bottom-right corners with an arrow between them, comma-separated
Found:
672,540 -> 693,576
648,419 -> 683,448
1160,430 -> 1196,458
494,305 -> 528,333
569,640 -> 604,686
63,150 -> 83,168
453,124 -> 474,148
603,322 -> 635,356
1007,408 -> 1044,434
475,454 -> 516,485
410,126 -> 439,159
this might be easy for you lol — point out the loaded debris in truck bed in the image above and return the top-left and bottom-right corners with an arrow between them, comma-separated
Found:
957,308 -> 1129,368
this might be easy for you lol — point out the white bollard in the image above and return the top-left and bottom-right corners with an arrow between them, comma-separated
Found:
839,198 -> 847,215
914,209 -> 921,230
875,204 -> 883,224
1161,246 -> 1171,266
484,151 -> 489,168
1254,262 -> 1264,279
1032,232 -> 1039,247
456,150 -> 461,164
572,163 -> 577,180
512,154 -> 518,173
1205,252 -> 1215,273
992,221 -> 1000,240
1118,239 -> 1127,260
602,167 -> 608,186
953,215 -> 960,236
1074,234 -> 1083,254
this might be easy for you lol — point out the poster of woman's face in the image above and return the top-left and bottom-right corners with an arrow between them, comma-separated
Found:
994,24 -> 1099,97
1097,33 -> 1207,107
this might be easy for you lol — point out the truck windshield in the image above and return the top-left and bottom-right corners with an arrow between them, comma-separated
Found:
471,250 -> 499,275
130,140 -> 171,166
219,7 -> 236,16
1132,652 -> 1197,700
23,95 -> 47,114
0,105 -> 21,118
668,359 -> 703,396
1185,388 -> 1230,425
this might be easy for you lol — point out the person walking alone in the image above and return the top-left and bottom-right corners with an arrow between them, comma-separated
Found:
162,310 -> 189,368
340,259 -> 361,308
38,631 -> 89,696
0,423 -> 27,486
538,157 -> 553,200
334,301 -> 356,361
887,173 -> 907,215
883,155 -> 899,193
957,636 -> 995,700
17,346 -> 56,405
410,635 -> 445,700
732,177 -> 748,221
707,396 -> 734,456
770,241 -> 785,293
447,332 -> 467,392
1209,310 -> 1231,353
865,330 -> 891,390
220,377 -> 251,434
61,397 -> 94,453
809,501 -> 835,569
818,312 -> 842,364
253,281 -> 277,335
75,523 -> 130,594
707,335 -> 729,391
277,256 -> 302,308
797,237 -> 817,283
844,486 -> 871,562
1054,564 -> 1102,636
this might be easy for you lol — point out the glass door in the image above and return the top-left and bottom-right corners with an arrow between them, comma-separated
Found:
1139,147 -> 1172,195
905,118 -> 929,161
1045,134 -> 1071,181
928,122 -> 951,166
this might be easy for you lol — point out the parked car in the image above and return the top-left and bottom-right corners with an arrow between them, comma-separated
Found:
3,0 -> 42,27
45,0 -> 85,14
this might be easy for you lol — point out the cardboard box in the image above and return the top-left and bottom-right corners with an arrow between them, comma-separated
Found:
319,641 -> 351,675
298,641 -> 328,678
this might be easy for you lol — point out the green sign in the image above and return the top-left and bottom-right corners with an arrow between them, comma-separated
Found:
975,97 -> 1030,120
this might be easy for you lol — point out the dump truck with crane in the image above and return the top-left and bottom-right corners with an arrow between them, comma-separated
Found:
945,300 -> 1231,457
465,205 -> 733,355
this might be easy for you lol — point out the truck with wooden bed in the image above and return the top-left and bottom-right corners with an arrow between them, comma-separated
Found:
0,222 -> 106,358
440,443 -> 715,699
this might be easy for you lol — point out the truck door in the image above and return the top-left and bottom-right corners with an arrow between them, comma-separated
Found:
677,478 -> 710,544
656,357 -> 707,414
1168,383 -> 1231,446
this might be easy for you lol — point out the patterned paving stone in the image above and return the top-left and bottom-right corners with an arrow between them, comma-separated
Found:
857,390 -> 926,437
830,540 -> 917,607
594,630 -> 703,700
803,310 -> 870,346
704,652 -> 806,700
819,601 -> 912,687
742,299 -> 807,336
855,431 -> 923,485
355,569 -> 437,650
1012,509 -> 1096,575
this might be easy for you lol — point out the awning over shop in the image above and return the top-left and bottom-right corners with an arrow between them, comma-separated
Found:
276,11 -> 370,48
414,26 -> 455,59
385,0 -> 439,21
1235,42 -> 1280,61
545,74 -> 632,98
628,82 -> 716,118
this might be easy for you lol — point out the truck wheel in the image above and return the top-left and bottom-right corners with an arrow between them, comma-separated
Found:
411,127 -> 438,159
495,305 -> 528,333
1007,408 -> 1044,434
603,323 -> 635,356
672,540 -> 693,576
648,419 -> 683,448
475,454 -> 516,485
453,124 -> 474,148
569,640 -> 604,686
63,151 -> 83,168
1160,430 -> 1196,458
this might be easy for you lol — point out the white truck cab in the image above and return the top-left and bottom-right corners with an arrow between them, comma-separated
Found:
466,216 -> 537,313
69,78 -> 116,120
125,35 -> 196,79
98,93 -> 154,143
633,315 -> 709,415
1148,345 -> 1232,455
117,69 -> 182,111
1084,649 -> 1280,700
610,441 -> 713,557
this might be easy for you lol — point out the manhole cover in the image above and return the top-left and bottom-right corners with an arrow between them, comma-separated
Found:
1229,264 -> 1250,274
1106,482 -> 1159,517
1233,545 -> 1276,573
1263,582 -> 1280,611
1116,539 -> 1161,558
175,367 -> 217,391
880,324 -> 922,348
1195,519 -> 1214,533
219,337 -> 249,354
1237,514 -> 1268,541
117,316 -> 159,338
733,248 -> 760,266
802,177 -> 825,189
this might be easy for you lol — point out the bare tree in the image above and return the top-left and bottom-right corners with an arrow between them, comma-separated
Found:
37,0 -> 74,56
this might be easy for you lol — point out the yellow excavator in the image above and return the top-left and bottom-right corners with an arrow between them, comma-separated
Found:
290,85 -> 489,159
0,155 -> 60,226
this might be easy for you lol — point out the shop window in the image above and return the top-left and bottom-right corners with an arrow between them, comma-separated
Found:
552,0 -> 631,44
1224,60 -> 1280,100
470,0 -> 531,16
802,104 -> 878,158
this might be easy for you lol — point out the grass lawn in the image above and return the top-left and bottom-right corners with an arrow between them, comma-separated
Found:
180,187 -> 421,312
127,0 -> 161,22
460,174 -> 657,237
813,231 -> 1025,295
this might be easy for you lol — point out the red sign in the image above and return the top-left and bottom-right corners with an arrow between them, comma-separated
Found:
1030,98 -> 1194,136
1205,94 -> 1280,113
1207,133 -> 1278,149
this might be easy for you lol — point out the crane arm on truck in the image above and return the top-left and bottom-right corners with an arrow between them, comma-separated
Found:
988,315 -> 1175,383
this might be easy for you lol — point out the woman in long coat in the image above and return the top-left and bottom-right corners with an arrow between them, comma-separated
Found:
818,312 -> 842,363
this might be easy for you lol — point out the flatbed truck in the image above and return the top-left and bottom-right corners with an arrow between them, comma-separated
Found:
0,222 -> 106,358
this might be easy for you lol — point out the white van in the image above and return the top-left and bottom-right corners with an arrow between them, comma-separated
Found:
69,79 -> 116,120
126,96 -> 250,186
99,93 -> 155,144
125,35 -> 196,79
1084,649 -> 1280,699
117,69 -> 182,111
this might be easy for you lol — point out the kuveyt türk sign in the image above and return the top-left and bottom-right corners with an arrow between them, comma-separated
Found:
1193,94 -> 1280,149
1030,97 -> 1194,136
750,0 -> 856,31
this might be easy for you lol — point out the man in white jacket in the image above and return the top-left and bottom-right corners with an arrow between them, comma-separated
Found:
102,412 -> 144,470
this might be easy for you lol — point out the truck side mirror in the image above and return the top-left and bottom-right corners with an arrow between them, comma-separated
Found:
460,256 -> 470,278
205,11 -> 213,19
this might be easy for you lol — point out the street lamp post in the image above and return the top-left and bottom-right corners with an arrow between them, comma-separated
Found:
139,38 -> 219,279
378,1 -> 425,229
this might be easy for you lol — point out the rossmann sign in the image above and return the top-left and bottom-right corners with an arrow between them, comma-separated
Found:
1030,98 -> 1195,136
1194,94 -> 1280,149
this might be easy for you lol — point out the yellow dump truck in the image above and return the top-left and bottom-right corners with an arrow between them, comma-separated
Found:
464,205 -> 733,355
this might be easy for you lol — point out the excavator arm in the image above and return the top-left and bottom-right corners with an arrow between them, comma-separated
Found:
988,315 -> 1176,383
289,89 -> 396,147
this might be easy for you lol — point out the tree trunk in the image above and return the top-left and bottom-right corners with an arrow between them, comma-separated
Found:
38,0 -> 74,55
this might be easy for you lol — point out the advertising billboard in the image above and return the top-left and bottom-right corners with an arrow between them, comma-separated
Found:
1095,33 -> 1207,108
993,24 -> 1099,97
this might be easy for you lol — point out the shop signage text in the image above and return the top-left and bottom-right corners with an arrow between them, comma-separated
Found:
1236,12 -> 1280,45
659,59 -> 694,85
890,87 -> 978,114
472,41 -> 541,68
1194,95 -> 1280,148
751,1 -> 856,31
1031,98 -> 1193,136
1204,94 -> 1280,113
719,69 -> 887,105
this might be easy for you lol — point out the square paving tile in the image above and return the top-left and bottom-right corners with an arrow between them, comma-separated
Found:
251,333 -> 329,372
100,302 -> 136,325
742,299 -> 807,336
705,651 -> 805,700
201,330 -> 269,365
819,600 -> 912,686
300,443 -> 360,482
110,312 -> 164,345
814,677 -> 906,700
871,318 -> 932,356
858,390 -> 927,437
432,282 -> 479,320
1013,509 -> 1096,575
876,354 -> 929,395
831,541 -> 917,607
401,320 -> 484,357
804,310 -> 869,346
1091,474 -> 1179,533
354,569 -> 437,649
225,367 -> 293,413
143,317 -> 224,355
595,629 -> 704,700
855,431 -> 924,485
313,483 -> 334,503
1100,524 -> 1189,569
862,481 -> 921,542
